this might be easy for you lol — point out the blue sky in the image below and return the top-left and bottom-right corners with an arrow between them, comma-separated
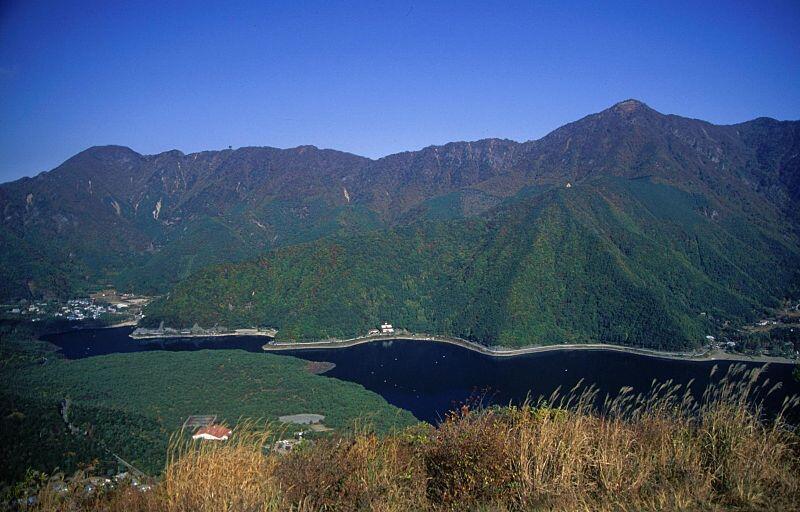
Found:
1,0 -> 798,183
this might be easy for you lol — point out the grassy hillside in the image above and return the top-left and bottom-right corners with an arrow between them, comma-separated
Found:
0,336 -> 416,483
144,178 -> 800,350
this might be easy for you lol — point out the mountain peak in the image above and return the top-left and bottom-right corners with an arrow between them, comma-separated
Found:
82,145 -> 140,156
62,145 -> 141,167
611,99 -> 650,113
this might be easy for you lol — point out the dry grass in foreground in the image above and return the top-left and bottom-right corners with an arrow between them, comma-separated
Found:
26,365 -> 800,511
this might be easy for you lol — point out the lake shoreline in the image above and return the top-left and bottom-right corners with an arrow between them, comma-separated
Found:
49,322 -> 795,365
262,333 -> 797,365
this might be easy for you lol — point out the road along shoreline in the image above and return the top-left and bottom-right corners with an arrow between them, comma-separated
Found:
261,333 -> 796,365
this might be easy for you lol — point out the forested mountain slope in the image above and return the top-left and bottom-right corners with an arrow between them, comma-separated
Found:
145,176 -> 800,349
2,100 -> 799,349
0,145 -> 374,297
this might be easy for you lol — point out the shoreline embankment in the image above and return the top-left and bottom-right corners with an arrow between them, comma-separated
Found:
129,327 -> 278,340
261,332 -> 796,365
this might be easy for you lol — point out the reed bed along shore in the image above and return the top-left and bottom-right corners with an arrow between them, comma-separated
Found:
22,365 -> 800,511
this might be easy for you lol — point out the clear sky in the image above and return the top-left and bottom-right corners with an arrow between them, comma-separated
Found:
1,0 -> 798,183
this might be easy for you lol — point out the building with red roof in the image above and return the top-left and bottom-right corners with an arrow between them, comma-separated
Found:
192,425 -> 232,441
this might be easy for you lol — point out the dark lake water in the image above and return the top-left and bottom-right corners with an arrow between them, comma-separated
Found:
43,327 -> 267,358
44,327 -> 800,424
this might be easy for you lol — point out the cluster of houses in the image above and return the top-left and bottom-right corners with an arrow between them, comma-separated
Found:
7,302 -> 49,321
5,298 -> 130,322
59,299 -> 129,321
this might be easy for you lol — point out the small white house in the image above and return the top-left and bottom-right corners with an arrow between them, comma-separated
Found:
380,323 -> 394,334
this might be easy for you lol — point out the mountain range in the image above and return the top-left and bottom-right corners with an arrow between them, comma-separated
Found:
2,100 -> 799,349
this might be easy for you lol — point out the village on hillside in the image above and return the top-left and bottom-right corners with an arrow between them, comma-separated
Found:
1,290 -> 149,326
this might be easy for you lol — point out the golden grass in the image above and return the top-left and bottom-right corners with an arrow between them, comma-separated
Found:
27,365 -> 800,511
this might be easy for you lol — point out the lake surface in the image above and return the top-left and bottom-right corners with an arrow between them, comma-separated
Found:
43,326 -> 268,357
44,327 -> 800,424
